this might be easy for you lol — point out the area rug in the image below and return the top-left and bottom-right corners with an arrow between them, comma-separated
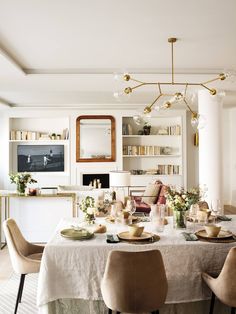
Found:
0,273 -> 38,314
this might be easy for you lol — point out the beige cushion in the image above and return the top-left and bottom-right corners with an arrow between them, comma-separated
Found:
141,183 -> 161,204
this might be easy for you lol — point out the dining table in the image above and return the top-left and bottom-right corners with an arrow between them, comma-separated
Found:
37,215 -> 236,314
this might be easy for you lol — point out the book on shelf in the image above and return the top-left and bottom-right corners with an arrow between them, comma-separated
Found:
10,130 -> 16,140
157,125 -> 181,135
15,130 -> 21,140
62,128 -> 69,140
157,164 -> 180,175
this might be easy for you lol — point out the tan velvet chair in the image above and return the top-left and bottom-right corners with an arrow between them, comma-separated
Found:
3,218 -> 44,314
101,250 -> 168,314
202,246 -> 236,314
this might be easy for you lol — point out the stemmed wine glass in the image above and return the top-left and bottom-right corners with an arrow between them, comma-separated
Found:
210,199 -> 221,224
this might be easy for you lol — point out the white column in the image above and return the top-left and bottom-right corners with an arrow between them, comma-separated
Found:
198,90 -> 224,210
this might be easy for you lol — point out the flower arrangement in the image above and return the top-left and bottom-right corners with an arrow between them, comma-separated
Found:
9,172 -> 37,195
79,196 -> 96,223
165,186 -> 201,229
165,186 -> 201,212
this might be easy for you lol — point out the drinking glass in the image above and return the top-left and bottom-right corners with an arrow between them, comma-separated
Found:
211,199 -> 221,223
151,204 -> 166,233
189,203 -> 199,232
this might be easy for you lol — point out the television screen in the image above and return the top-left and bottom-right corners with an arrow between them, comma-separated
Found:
17,145 -> 64,172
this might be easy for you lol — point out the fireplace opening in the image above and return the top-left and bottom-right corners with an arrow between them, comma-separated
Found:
82,173 -> 109,189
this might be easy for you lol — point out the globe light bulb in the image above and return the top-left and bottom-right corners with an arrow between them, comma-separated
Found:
113,71 -> 130,82
162,101 -> 172,109
113,90 -> 130,102
133,114 -> 143,125
154,104 -> 161,112
174,92 -> 184,102
222,69 -> 236,82
197,114 -> 207,129
191,113 -> 207,130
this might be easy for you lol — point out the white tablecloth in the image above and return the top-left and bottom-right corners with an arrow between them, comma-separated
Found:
37,216 -> 236,310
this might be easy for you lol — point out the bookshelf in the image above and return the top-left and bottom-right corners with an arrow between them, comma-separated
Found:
122,115 -> 186,187
8,117 -> 70,175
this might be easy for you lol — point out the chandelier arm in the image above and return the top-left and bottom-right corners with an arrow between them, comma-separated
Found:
201,77 -> 221,85
183,99 -> 195,115
184,84 -> 188,97
129,77 -> 145,84
149,93 -> 163,109
201,84 -> 214,92
158,83 -> 162,94
131,83 -> 147,91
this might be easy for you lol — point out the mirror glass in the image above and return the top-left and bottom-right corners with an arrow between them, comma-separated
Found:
76,115 -> 115,162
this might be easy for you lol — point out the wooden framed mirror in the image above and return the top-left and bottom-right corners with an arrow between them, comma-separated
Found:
76,115 -> 116,162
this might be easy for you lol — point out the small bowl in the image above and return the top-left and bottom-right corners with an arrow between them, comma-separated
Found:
128,224 -> 144,237
204,224 -> 221,237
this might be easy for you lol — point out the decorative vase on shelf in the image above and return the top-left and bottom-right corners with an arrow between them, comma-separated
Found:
173,210 -> 187,229
17,182 -> 27,195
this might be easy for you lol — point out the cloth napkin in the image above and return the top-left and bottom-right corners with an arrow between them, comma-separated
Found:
217,215 -> 232,221
182,232 -> 198,241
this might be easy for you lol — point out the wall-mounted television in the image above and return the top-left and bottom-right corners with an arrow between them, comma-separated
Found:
17,145 -> 64,172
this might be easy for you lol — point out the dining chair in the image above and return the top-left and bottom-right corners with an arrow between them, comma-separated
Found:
3,218 -> 44,314
101,249 -> 168,314
202,246 -> 236,314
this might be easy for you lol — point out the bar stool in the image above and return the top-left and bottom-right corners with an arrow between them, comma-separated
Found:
101,250 -> 168,314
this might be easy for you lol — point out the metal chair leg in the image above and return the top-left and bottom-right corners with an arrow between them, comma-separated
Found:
19,274 -> 25,303
209,292 -> 215,314
231,308 -> 235,314
14,274 -> 25,314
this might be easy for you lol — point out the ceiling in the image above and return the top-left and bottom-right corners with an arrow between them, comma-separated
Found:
0,0 -> 236,108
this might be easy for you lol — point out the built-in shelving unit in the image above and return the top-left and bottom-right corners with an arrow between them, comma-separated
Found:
8,117 -> 70,177
122,115 -> 186,187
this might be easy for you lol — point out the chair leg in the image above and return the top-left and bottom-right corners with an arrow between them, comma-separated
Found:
19,274 -> 25,303
14,274 -> 25,314
231,308 -> 235,314
209,292 -> 215,314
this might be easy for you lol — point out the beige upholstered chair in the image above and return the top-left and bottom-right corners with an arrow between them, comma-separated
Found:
101,250 -> 168,314
3,218 -> 44,314
202,246 -> 236,314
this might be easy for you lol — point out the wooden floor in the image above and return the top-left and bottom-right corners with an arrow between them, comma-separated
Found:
0,205 -> 235,284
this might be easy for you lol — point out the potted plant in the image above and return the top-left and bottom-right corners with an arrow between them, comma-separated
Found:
143,122 -> 151,135
9,172 -> 37,195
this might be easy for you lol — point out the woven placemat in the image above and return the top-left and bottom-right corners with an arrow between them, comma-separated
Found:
120,234 -> 160,245
197,235 -> 236,243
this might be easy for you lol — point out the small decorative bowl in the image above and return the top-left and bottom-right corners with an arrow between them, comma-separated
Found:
204,224 -> 221,237
128,224 -> 144,237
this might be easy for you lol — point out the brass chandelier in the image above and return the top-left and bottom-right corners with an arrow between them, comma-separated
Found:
115,37 -> 227,128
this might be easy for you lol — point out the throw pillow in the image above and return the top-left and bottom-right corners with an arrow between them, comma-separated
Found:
141,183 -> 161,205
